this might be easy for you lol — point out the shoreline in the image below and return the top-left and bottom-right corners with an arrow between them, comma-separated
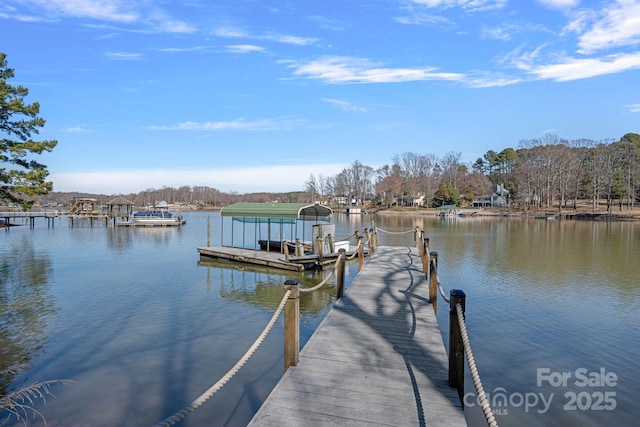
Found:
365,206 -> 640,221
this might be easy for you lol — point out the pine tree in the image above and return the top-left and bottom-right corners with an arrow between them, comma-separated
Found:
1,52 -> 57,209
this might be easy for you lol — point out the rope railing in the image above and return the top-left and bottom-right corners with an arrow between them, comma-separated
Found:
299,252 -> 344,294
159,226 -> 495,427
153,290 -> 292,427
431,262 -> 451,304
375,227 -> 416,235
456,302 -> 498,427
155,242 -> 357,425
415,228 -> 497,427
346,240 -> 361,260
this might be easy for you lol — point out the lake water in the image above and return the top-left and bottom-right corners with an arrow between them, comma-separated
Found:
1,211 -> 638,427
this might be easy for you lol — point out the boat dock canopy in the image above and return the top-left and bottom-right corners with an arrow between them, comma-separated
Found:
220,203 -> 332,221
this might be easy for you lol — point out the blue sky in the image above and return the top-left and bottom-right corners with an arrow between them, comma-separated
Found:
1,0 -> 639,194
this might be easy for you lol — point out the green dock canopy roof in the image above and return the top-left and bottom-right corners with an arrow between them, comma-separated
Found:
220,203 -> 332,220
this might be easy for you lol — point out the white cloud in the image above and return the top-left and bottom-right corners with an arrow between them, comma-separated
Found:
530,51 -> 640,81
105,51 -> 142,60
481,24 -> 516,41
50,164 -> 350,194
212,25 -> 318,46
627,104 -> 640,113
410,0 -> 508,12
149,117 -> 305,131
225,44 -> 266,54
262,34 -> 318,46
20,0 -> 139,23
322,98 -> 368,112
65,126 -> 89,133
4,1 -> 195,33
394,12 -> 453,27
576,1 -> 640,54
158,46 -> 208,53
282,56 -> 464,84
536,0 -> 580,9
212,26 -> 249,38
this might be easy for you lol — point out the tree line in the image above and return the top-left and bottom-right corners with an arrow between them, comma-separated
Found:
306,132 -> 640,213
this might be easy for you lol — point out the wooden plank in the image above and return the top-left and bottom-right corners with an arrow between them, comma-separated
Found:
249,246 -> 467,427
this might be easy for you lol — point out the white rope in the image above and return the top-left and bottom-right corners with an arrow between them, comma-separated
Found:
153,290 -> 292,427
432,268 -> 450,304
299,251 -> 346,293
375,227 -> 415,235
347,241 -> 361,260
333,232 -> 356,241
455,303 -> 499,427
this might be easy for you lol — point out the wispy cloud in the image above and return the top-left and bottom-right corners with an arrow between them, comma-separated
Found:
158,46 -> 208,53
394,12 -> 453,27
3,0 -> 195,33
65,126 -> 89,133
409,0 -> 508,12
281,56 -> 464,84
212,25 -> 318,46
627,104 -> 640,113
574,1 -> 640,54
225,44 -> 267,54
322,98 -> 368,112
149,117 -> 305,131
529,51 -> 640,81
18,0 -> 139,23
536,0 -> 580,9
105,51 -> 142,60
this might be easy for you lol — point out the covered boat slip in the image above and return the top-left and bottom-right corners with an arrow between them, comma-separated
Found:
220,203 -> 333,251
197,203 -> 362,271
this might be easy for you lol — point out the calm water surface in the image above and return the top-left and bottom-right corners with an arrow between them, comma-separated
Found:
1,211 -> 638,427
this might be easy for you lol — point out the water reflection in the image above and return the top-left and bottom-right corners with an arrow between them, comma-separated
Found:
107,226 -> 184,251
0,236 -> 56,394
198,258 -> 338,315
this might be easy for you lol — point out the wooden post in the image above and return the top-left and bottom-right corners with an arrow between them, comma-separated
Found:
207,215 -> 211,247
357,236 -> 364,271
449,289 -> 466,405
336,249 -> 346,299
328,234 -> 335,253
421,243 -> 428,277
284,279 -> 300,371
365,228 -> 374,256
283,240 -> 291,261
295,238 -> 302,256
315,236 -> 324,262
429,251 -> 438,306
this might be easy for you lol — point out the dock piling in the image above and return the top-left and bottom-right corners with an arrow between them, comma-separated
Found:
284,279 -> 300,371
429,251 -> 438,306
449,289 -> 466,404
336,249 -> 346,299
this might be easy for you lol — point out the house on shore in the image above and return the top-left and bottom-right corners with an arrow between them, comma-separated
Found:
473,184 -> 510,207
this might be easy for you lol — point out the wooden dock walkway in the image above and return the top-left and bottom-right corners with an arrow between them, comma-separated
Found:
248,246 -> 467,427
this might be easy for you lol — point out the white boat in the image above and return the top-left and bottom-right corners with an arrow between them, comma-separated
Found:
131,209 -> 186,226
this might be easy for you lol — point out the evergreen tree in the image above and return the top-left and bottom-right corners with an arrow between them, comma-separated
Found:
1,53 -> 57,209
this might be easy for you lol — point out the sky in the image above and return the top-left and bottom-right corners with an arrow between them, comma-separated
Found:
1,0 -> 639,195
